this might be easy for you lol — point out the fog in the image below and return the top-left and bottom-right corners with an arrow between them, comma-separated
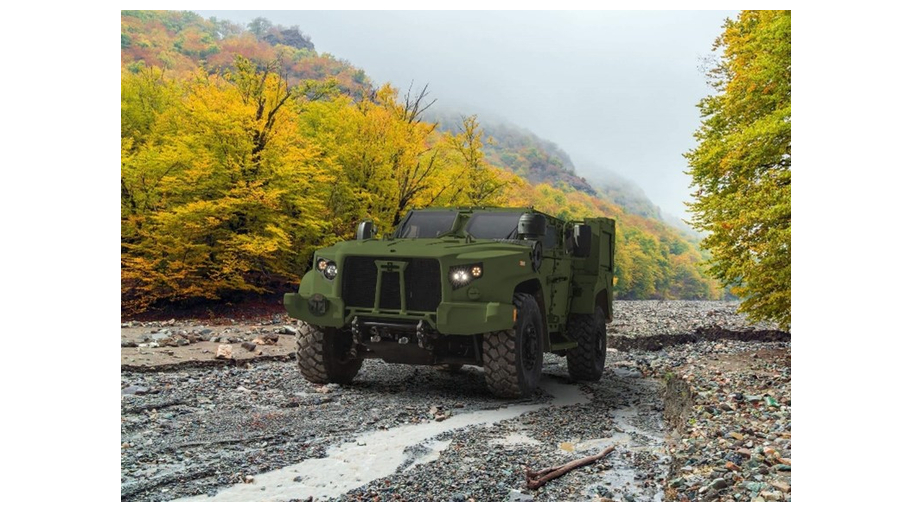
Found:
196,10 -> 735,220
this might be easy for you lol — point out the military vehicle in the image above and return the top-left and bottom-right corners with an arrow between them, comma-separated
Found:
284,207 -> 616,398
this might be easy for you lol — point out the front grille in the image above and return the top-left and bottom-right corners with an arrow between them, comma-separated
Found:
341,256 -> 442,312
379,272 -> 401,309
341,256 -> 377,308
405,259 -> 442,311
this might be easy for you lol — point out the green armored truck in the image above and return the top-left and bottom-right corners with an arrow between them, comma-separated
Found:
284,207 -> 615,398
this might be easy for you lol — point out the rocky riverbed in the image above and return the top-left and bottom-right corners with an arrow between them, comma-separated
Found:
120,300 -> 790,502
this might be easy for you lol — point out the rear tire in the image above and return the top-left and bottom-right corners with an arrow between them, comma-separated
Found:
566,306 -> 607,381
482,293 -> 543,398
295,323 -> 362,384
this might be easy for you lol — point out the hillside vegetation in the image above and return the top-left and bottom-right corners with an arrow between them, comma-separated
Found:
121,11 -> 722,312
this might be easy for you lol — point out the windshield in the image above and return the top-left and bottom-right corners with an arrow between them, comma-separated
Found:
465,211 -> 523,239
395,211 -> 458,238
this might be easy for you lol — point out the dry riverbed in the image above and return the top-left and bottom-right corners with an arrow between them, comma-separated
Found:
120,300 -> 790,502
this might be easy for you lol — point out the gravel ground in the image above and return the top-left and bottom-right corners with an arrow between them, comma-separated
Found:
120,300 -> 790,502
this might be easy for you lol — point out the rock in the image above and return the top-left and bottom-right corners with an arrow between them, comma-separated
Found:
669,477 -> 686,489
745,481 -> 763,493
728,432 -> 744,441
167,318 -> 176,326
773,464 -> 791,472
150,331 -> 171,341
770,481 -> 790,493
147,341 -> 160,349
451,493 -> 466,502
175,337 -> 190,346
725,461 -> 741,472
241,342 -> 257,352
760,490 -> 783,502
121,339 -> 138,347
279,325 -> 297,335
293,475 -> 303,483
710,478 -> 728,490
216,344 -> 233,360
434,413 -> 447,422
244,475 -> 254,484
751,496 -> 765,502
736,448 -> 752,458
508,489 -> 533,502
121,386 -> 149,395
254,333 -> 280,345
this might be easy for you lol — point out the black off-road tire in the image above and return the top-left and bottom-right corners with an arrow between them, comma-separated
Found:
482,293 -> 544,398
566,306 -> 607,381
295,323 -> 363,384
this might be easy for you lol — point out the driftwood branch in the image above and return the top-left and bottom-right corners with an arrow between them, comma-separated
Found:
526,445 -> 616,490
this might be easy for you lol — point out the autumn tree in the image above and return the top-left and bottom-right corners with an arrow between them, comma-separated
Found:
685,10 -> 791,328
446,115 -> 509,205
121,58 -> 337,311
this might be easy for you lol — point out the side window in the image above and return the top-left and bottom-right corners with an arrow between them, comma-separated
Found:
543,223 -> 558,250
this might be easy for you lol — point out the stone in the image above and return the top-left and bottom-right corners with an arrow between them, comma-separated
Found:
745,481 -> 763,493
725,461 -> 741,472
508,489 -> 533,502
770,481 -> 790,493
293,476 -> 303,483
244,475 -> 254,484
241,342 -> 257,352
254,333 -> 280,345
728,432 -> 744,441
121,386 -> 149,395
280,325 -> 297,335
760,490 -> 783,502
121,339 -> 138,347
216,344 -> 233,360
710,478 -> 728,490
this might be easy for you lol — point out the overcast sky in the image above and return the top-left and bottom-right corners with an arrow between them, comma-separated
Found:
197,10 -> 735,220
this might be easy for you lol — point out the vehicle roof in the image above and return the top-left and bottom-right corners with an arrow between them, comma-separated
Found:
408,206 -> 564,223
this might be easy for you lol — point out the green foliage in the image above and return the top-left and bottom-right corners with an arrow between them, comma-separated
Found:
685,10 -> 791,329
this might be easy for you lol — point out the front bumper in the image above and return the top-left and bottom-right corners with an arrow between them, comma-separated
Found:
284,292 -> 514,335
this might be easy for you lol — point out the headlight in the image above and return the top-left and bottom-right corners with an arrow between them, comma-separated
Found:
449,263 -> 483,289
316,258 -> 337,280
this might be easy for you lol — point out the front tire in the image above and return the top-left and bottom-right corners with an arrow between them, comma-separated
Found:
566,306 -> 607,381
482,293 -> 544,398
295,323 -> 363,384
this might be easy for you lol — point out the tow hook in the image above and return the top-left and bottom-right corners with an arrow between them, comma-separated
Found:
416,320 -> 429,349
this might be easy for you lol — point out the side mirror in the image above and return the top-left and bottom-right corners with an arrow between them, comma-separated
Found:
356,220 -> 375,240
518,213 -> 547,238
572,224 -> 592,257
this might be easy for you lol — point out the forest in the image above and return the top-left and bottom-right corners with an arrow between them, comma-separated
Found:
121,10 -> 723,312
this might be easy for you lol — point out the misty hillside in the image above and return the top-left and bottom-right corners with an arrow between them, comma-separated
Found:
434,112 -> 597,195
120,11 -> 723,307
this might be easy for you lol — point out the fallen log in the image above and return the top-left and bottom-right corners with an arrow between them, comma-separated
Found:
526,445 -> 616,490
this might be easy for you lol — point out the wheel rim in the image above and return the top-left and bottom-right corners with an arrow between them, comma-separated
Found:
521,322 -> 540,372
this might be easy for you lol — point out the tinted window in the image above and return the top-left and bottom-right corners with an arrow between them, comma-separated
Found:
544,224 -> 558,249
465,211 -> 523,239
395,211 -> 458,238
